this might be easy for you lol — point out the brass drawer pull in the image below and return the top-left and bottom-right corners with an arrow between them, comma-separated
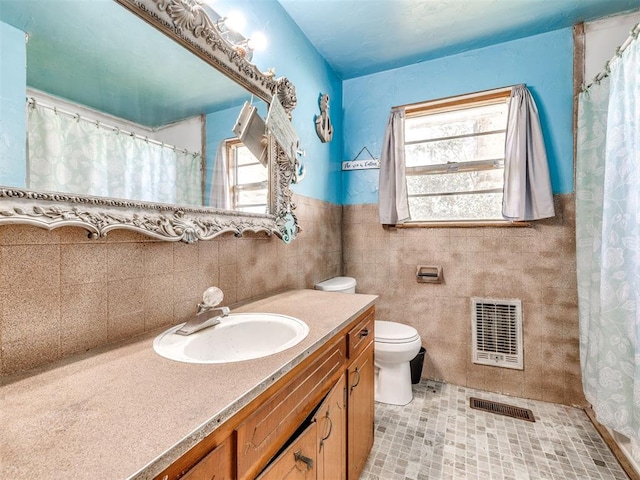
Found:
294,450 -> 313,470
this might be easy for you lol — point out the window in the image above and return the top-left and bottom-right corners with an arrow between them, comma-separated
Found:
226,139 -> 268,214
404,88 -> 511,223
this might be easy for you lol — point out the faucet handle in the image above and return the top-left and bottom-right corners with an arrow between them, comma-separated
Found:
202,286 -> 224,308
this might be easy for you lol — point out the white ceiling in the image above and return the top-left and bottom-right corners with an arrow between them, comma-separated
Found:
277,0 -> 640,79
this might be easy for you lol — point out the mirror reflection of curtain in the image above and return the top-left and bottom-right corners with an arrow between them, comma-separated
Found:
27,104 -> 202,205
209,140 -> 231,209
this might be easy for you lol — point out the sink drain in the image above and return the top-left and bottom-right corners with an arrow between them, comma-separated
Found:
469,397 -> 535,422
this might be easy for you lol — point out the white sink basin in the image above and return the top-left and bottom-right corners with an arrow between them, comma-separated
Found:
153,313 -> 309,364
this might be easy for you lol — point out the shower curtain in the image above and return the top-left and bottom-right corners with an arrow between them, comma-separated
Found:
576,32 -> 640,440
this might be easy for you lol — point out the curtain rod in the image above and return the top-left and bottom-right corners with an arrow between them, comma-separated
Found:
583,22 -> 639,91
392,84 -> 518,111
26,97 -> 201,158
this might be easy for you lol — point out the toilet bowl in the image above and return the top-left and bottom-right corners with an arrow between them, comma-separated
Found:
374,320 -> 422,405
314,276 -> 424,406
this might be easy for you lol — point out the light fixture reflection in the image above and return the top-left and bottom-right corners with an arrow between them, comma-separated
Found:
203,5 -> 267,63
248,31 -> 267,52
225,10 -> 246,33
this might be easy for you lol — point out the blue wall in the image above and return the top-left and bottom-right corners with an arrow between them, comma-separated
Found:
215,0 -> 344,205
1,8 -> 576,208
0,22 -> 26,188
341,28 -> 574,205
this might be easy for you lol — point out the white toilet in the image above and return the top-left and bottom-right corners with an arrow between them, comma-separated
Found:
314,276 -> 423,406
374,320 -> 422,405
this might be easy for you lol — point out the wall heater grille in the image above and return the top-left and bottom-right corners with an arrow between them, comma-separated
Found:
472,298 -> 523,370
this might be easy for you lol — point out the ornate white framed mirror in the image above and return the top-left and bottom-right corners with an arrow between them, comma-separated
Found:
0,0 -> 300,243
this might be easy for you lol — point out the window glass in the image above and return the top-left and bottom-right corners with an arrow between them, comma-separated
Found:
404,91 -> 510,223
227,141 -> 268,213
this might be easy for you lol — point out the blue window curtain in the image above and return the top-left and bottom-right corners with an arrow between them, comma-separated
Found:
378,108 -> 410,225
502,84 -> 555,221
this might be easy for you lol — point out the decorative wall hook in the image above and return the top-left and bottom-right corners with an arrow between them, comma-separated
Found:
314,93 -> 333,143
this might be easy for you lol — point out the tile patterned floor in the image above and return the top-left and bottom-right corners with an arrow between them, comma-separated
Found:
361,380 -> 629,480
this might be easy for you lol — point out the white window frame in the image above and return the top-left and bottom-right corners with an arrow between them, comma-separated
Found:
402,87 -> 515,226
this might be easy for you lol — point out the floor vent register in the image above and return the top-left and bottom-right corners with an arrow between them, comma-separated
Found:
469,397 -> 535,422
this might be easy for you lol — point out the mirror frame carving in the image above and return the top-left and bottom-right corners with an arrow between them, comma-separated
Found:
0,0 -> 300,243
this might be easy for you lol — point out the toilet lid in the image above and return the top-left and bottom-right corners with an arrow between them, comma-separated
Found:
375,320 -> 420,344
314,276 -> 357,292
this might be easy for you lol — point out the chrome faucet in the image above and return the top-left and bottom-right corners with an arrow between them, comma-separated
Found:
175,287 -> 230,336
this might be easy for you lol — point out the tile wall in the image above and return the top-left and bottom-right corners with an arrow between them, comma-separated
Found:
1,193 -> 585,408
0,195 -> 342,376
343,194 -> 585,406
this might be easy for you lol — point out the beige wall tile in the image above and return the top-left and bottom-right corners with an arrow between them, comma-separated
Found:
173,242 -> 199,272
499,368 -> 525,397
0,197 -> 342,377
564,372 -> 587,406
144,242 -> 174,276
143,274 -> 175,331
218,237 -> 237,265
0,224 -> 60,245
61,243 -> 107,285
2,335 -> 60,374
0,195 -> 586,408
2,287 -> 60,343
58,226 -> 106,244
343,195 -> 583,406
107,279 -> 144,341
218,264 -> 238,305
1,244 -> 60,293
108,312 -> 146,343
105,230 -> 151,243
106,243 -> 144,281
172,269 -> 205,311
198,240 -> 219,286
60,283 -> 108,356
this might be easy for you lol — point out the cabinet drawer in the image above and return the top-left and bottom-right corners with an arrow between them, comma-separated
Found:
236,336 -> 347,480
347,310 -> 374,359
180,436 -> 233,480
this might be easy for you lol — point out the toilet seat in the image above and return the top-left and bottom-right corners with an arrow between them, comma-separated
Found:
375,320 -> 419,344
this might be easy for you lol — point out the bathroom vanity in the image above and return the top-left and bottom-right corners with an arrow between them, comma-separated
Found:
169,302 -> 375,480
0,289 -> 377,480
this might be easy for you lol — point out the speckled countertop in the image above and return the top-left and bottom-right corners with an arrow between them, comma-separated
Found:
0,289 -> 377,480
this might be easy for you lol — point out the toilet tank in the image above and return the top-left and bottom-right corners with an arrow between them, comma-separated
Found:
314,276 -> 356,294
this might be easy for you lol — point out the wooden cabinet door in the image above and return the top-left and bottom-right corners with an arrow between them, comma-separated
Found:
256,423 -> 317,480
347,342 -> 374,480
314,374 -> 347,480
180,436 -> 233,480
236,336 -> 346,480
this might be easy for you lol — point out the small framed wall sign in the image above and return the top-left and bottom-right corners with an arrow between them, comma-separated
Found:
342,147 -> 380,171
